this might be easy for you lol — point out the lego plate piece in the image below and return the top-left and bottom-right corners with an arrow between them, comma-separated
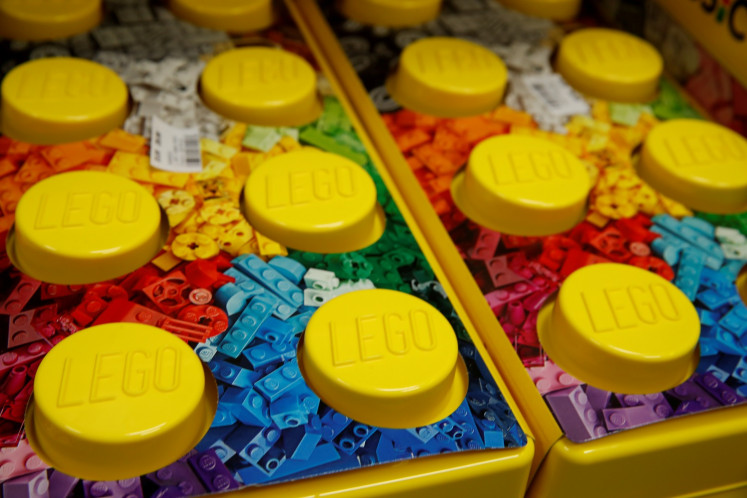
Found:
497,0 -> 581,21
0,0 -> 101,41
338,0 -> 442,27
638,119 -> 747,214
537,263 -> 700,394
300,289 -> 468,428
386,37 -> 508,117
1,57 -> 129,144
200,47 -> 322,127
556,28 -> 663,103
169,0 -> 274,33
242,149 -> 385,253
26,322 -> 217,481
451,135 -> 591,236
7,171 -> 167,285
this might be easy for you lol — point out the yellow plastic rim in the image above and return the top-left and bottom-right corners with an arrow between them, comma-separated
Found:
1,57 -> 129,144
200,47 -> 322,127
0,0 -> 101,41
537,263 -> 700,394
242,148 -> 385,253
556,28 -> 663,103
300,289 -> 468,428
451,135 -> 591,236
27,323 -> 216,481
169,0 -> 274,33
8,171 -> 166,285
338,0 -> 442,27
498,0 -> 581,21
386,37 -> 508,117
637,119 -> 747,214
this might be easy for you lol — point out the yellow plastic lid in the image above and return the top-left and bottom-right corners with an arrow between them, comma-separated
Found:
451,135 -> 591,236
26,323 -> 215,481
637,119 -> 747,214
498,0 -> 581,21
556,28 -> 663,103
200,47 -> 322,127
8,171 -> 166,285
738,265 -> 747,307
386,37 -> 508,117
0,0 -> 101,41
338,0 -> 441,27
242,149 -> 385,253
169,0 -> 274,33
1,57 -> 129,145
537,263 -> 700,394
300,289 -> 468,428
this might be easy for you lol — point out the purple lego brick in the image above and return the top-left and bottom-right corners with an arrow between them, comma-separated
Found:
145,460 -> 206,497
603,404 -> 671,431
187,449 -> 239,493
82,479 -> 143,498
614,392 -> 672,417
584,386 -> 612,413
545,385 -> 607,441
3,471 -> 49,498
48,471 -> 78,498
695,372 -> 747,405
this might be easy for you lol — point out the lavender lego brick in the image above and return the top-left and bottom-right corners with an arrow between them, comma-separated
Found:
603,404 -> 671,431
545,385 -> 607,441
48,471 -> 78,498
187,449 -> 239,492
614,392 -> 670,414
584,386 -> 612,412
82,479 -> 143,498
3,471 -> 49,498
695,372 -> 747,406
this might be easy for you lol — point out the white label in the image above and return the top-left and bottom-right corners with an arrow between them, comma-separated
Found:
150,115 -> 202,173
521,73 -> 590,118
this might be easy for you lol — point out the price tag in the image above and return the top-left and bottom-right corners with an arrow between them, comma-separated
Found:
150,115 -> 203,173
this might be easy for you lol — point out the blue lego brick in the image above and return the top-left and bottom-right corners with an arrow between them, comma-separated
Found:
211,405 -> 237,427
243,340 -> 297,369
737,384 -> 747,398
188,449 -> 240,492
682,216 -> 715,238
674,247 -> 706,300
256,359 -> 304,402
715,353 -> 742,378
232,255 -> 304,314
282,415 -> 323,460
220,387 -> 272,427
697,307 -> 720,327
214,283 -> 252,317
696,353 -> 720,374
719,259 -> 745,281
697,288 -> 735,310
373,434 -> 413,463
650,234 -> 687,266
218,294 -> 277,358
284,309 -> 315,336
196,426 -> 234,452
733,356 -> 747,383
268,256 -> 307,285
225,425 -> 281,464
652,214 -> 724,269
699,267 -> 734,292
209,440 -> 236,463
237,443 -> 341,483
319,408 -> 353,442
333,422 -> 375,455
474,411 -> 506,448
252,445 -> 287,477
445,399 -> 485,451
406,426 -> 438,443
719,302 -> 747,337
209,359 -> 260,388
270,383 -> 320,430
257,316 -> 295,344
712,327 -> 747,356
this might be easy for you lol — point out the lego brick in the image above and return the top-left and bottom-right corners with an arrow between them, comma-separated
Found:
545,385 -> 608,441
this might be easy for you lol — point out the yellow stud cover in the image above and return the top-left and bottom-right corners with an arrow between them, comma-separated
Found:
637,119 -> 747,214
386,37 -> 508,117
1,57 -> 129,145
8,171 -> 165,285
497,0 -> 581,21
0,0 -> 101,41
451,135 -> 591,236
300,289 -> 468,428
200,47 -> 322,127
537,263 -> 700,394
338,0 -> 441,27
243,149 -> 385,253
169,0 -> 274,33
556,28 -> 663,103
27,323 -> 215,481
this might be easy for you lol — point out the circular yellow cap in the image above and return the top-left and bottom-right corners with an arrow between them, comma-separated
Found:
451,135 -> 591,236
537,263 -> 700,394
738,265 -> 747,307
300,289 -> 468,428
556,28 -> 663,103
200,47 -> 322,127
1,57 -> 129,145
637,119 -> 747,214
498,0 -> 581,21
242,149 -> 385,253
0,0 -> 101,41
27,323 -> 216,481
8,171 -> 165,285
386,37 -> 508,117
169,0 -> 274,33
338,0 -> 441,27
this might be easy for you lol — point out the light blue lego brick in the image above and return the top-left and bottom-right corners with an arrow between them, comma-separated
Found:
406,426 -> 438,444
652,214 -> 723,269
256,359 -> 303,402
733,357 -> 747,383
257,317 -> 295,344
285,309 -> 315,336
242,340 -> 297,369
718,302 -> 747,338
700,267 -> 735,292
218,294 -> 277,358
650,233 -> 687,266
220,387 -> 272,427
333,422 -> 375,455
712,327 -> 747,356
232,255 -> 304,314
222,268 -> 266,298
194,342 -> 218,362
210,359 -> 261,388
268,256 -> 307,285
674,247 -> 706,300
282,415 -> 323,460
719,259 -> 745,281
736,384 -> 747,398
214,283 -> 251,317
682,216 -> 715,239
209,440 -> 237,463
